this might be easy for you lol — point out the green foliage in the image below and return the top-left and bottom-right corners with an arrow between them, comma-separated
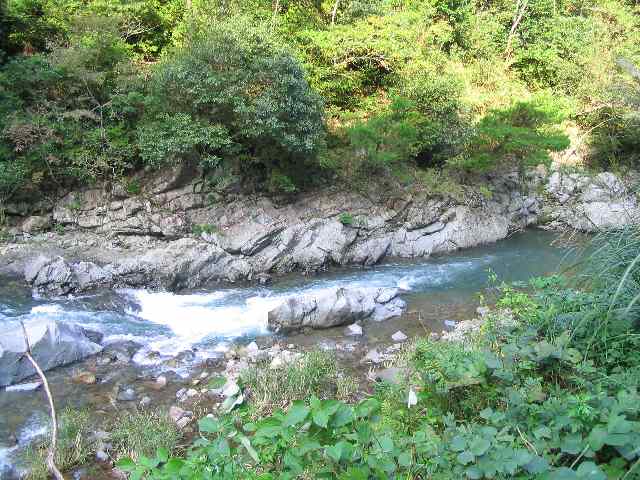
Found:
144,16 -> 325,190
191,223 -> 218,236
345,96 -> 420,176
23,407 -> 94,480
338,212 -> 354,226
451,95 -> 571,172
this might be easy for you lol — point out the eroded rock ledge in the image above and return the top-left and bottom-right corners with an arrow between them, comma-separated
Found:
1,168 -> 638,296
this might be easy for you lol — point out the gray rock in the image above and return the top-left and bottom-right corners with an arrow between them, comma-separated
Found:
345,323 -> 363,336
19,215 -> 52,233
362,348 -> 384,364
391,331 -> 408,342
373,367 -> 406,384
24,256 -> 77,296
267,287 -> 406,333
4,381 -> 42,392
0,319 -> 103,386
116,387 -> 136,402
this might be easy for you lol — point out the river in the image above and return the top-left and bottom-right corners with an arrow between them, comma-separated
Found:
0,229 -> 579,475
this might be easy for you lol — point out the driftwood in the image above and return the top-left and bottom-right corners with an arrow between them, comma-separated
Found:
20,321 -> 65,480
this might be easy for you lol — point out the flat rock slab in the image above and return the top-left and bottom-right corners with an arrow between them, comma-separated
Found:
0,319 -> 103,387
267,287 -> 406,333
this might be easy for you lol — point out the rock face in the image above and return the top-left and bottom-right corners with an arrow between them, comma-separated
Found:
545,171 -> 640,231
267,287 -> 406,333
2,168 -> 638,296
0,319 -> 103,387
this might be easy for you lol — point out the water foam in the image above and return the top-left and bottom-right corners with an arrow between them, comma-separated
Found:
123,289 -> 284,343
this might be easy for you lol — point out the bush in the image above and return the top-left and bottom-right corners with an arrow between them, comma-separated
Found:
142,16 -> 326,191
449,95 -> 570,173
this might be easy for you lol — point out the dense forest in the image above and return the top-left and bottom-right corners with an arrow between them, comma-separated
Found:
1,0 -> 639,206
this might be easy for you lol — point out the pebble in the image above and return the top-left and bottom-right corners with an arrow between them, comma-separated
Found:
362,348 -> 383,364
116,388 -> 136,402
391,330 -> 408,342
155,375 -> 167,389
246,342 -> 259,353
176,417 -> 191,429
72,371 -> 97,385
199,371 -> 209,379
186,388 -> 198,398
5,381 -> 42,392
96,450 -> 110,462
444,320 -> 457,330
345,324 -> 363,336
476,306 -> 491,317
169,405 -> 186,422
139,396 -> 151,408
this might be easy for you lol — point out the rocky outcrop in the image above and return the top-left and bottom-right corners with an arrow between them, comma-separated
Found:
0,319 -> 103,386
544,171 -> 640,231
267,287 -> 406,333
2,167 -> 638,296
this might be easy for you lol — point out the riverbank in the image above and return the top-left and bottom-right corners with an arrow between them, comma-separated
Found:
2,168 -> 638,297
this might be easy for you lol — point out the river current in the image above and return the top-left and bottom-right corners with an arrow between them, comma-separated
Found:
0,230 -> 579,474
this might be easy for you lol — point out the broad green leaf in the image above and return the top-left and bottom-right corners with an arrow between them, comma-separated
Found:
116,458 -> 136,471
469,437 -> 491,456
575,462 -> 606,480
466,466 -> 483,479
283,401 -> 310,427
239,434 -> 260,463
398,451 -> 412,467
379,435 -> 394,453
312,407 -> 330,428
198,417 -> 221,434
457,450 -> 475,465
451,435 -> 467,452
326,442 -> 344,463
561,434 -> 583,455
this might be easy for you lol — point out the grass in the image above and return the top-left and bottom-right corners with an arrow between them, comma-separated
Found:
241,350 -> 358,418
110,410 -> 181,462
23,408 -> 94,480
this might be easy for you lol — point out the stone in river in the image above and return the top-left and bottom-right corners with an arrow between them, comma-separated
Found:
345,324 -> 363,336
391,330 -> 408,342
0,319 -> 103,387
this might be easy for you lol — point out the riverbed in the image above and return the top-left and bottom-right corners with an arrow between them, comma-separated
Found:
0,230 -> 579,475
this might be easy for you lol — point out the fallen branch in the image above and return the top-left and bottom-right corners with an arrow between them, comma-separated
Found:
20,321 -> 65,480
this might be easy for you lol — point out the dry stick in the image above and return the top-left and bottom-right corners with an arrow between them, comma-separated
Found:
20,321 -> 65,480
331,0 -> 340,26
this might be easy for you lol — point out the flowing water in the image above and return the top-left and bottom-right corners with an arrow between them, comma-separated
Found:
0,230 -> 580,474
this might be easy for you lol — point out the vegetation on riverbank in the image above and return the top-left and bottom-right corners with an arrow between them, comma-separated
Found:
108,226 -> 640,479
1,0 -> 639,206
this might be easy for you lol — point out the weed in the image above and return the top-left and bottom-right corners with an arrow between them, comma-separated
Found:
241,350 -> 344,418
110,410 -> 180,462
338,212 -> 354,226
23,408 -> 94,480
191,223 -> 219,236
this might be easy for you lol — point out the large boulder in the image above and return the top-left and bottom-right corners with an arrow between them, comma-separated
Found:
267,287 -> 406,333
0,319 -> 103,386
24,256 -> 112,296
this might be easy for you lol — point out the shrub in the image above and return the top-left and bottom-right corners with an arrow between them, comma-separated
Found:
449,95 -> 570,173
143,16 -> 326,191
